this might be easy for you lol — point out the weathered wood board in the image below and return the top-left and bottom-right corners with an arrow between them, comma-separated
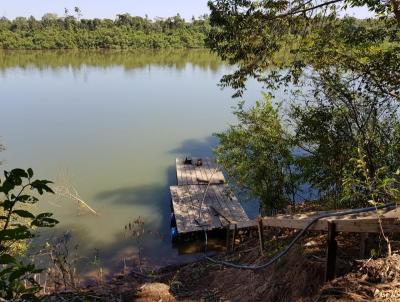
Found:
176,157 -> 225,186
170,185 -> 250,234
230,207 -> 400,234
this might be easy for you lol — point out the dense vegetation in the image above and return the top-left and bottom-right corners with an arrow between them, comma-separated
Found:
210,0 -> 400,212
0,12 -> 210,49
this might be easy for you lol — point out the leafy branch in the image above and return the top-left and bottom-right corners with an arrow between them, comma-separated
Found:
0,168 -> 58,300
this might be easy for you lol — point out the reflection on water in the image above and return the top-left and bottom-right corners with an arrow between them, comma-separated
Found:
0,49 -> 222,72
0,49 -> 261,275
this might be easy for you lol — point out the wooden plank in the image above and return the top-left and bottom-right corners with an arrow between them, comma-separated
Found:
197,185 -> 223,228
208,157 -> 225,183
194,161 -> 204,185
332,217 -> 400,233
230,215 -> 400,234
188,161 -> 197,186
175,186 -> 196,233
212,185 -> 235,223
216,187 -> 244,224
202,157 -> 225,184
190,165 -> 216,227
204,186 -> 225,227
208,185 -> 247,227
171,186 -> 200,233
184,185 -> 202,232
176,158 -> 189,186
188,185 -> 218,230
215,185 -> 249,222
195,159 -> 210,187
170,186 -> 189,233
205,186 -> 225,229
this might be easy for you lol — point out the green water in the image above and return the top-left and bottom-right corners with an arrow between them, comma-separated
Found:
0,49 -> 261,275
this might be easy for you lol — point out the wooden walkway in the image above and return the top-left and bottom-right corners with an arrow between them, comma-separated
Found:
170,157 -> 250,234
230,206 -> 400,233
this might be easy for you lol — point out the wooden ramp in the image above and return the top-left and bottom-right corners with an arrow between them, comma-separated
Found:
171,157 -> 250,235
230,206 -> 400,234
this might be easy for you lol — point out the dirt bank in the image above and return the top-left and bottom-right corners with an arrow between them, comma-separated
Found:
42,230 -> 400,302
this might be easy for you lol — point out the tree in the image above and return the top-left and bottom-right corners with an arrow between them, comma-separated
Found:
74,7 -> 82,21
41,13 -> 58,21
290,71 -> 400,207
215,95 -> 296,212
207,1 -> 399,97
208,0 -> 400,209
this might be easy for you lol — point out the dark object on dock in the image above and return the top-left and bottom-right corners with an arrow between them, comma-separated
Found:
184,157 -> 193,165
196,158 -> 203,167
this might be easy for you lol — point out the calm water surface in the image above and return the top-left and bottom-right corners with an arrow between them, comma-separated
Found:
0,50 -> 261,276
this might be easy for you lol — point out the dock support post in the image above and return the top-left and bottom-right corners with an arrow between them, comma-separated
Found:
258,217 -> 264,256
225,224 -> 231,253
359,233 -> 369,258
325,221 -> 337,282
231,224 -> 237,252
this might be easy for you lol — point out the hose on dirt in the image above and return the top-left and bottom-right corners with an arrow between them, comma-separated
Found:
203,202 -> 396,270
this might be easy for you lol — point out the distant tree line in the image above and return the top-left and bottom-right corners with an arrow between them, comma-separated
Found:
0,11 -> 210,49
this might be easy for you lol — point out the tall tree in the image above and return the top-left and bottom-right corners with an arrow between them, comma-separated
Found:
209,0 -> 400,209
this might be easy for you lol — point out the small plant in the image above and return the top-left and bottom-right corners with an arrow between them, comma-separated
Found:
342,149 -> 400,256
0,168 -> 58,300
36,232 -> 81,293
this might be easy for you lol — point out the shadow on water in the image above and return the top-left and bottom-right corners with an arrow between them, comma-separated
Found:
35,165 -> 203,279
86,136 -> 224,272
168,135 -> 219,157
95,165 -> 176,230
34,136 -> 239,279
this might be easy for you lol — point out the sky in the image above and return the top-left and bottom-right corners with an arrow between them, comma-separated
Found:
1,0 -> 373,20
0,0 -> 210,20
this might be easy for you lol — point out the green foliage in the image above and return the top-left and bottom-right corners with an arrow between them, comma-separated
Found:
290,71 -> 400,207
215,95 -> 296,212
342,149 -> 400,208
207,1 -> 399,98
0,168 -> 58,300
209,0 -> 400,210
0,14 -> 211,49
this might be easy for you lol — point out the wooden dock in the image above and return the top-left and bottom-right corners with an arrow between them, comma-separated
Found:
169,157 -> 400,280
170,157 -> 250,235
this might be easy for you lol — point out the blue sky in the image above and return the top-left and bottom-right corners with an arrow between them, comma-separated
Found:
1,0 -> 372,20
1,0 -> 210,20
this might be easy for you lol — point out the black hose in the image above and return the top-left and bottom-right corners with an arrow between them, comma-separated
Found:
205,203 -> 396,269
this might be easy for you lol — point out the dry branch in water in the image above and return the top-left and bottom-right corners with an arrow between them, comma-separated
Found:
53,170 -> 98,215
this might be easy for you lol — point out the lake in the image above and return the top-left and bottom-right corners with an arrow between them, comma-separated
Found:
0,49 -> 261,277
